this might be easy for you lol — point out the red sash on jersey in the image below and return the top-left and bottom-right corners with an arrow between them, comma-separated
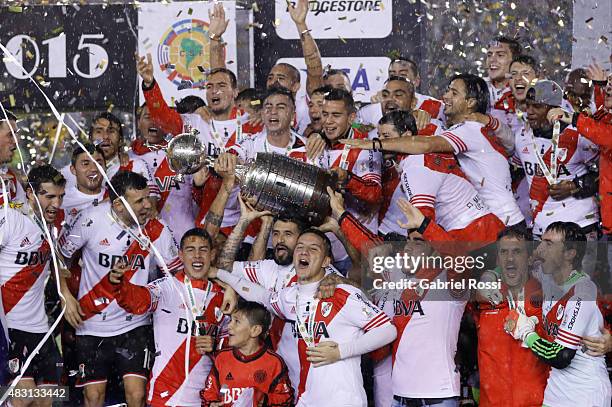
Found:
542,286 -> 576,342
1,239 -> 50,314
269,274 -> 298,349
131,139 -> 169,156
153,157 -> 176,211
78,219 -> 165,320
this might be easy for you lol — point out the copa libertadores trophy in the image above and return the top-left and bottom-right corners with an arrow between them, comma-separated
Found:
167,132 -> 336,224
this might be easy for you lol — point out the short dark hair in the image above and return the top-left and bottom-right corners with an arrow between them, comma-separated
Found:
1,110 -> 17,122
176,95 -> 207,114
180,227 -> 213,249
27,164 -> 66,194
264,86 -> 296,107
274,63 -> 301,85
323,88 -> 355,112
208,68 -> 238,89
89,112 -> 124,141
237,88 -> 264,111
273,215 -> 307,234
378,110 -> 417,136
385,75 -> 416,95
299,228 -> 332,258
234,300 -> 271,340
71,143 -> 105,166
545,222 -> 587,270
497,227 -> 533,254
492,36 -> 522,58
108,170 -> 148,202
312,85 -> 334,97
323,68 -> 350,82
510,54 -> 538,73
449,74 -> 490,114
388,57 -> 419,78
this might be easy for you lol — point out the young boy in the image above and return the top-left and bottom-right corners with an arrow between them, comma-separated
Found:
201,301 -> 294,407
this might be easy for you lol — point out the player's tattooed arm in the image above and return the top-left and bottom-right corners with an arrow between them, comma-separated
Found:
248,215 -> 273,261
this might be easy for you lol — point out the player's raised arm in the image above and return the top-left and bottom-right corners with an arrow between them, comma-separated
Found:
289,0 -> 324,95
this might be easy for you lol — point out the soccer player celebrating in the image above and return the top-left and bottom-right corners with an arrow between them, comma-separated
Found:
201,301 -> 294,407
1,165 -> 66,407
0,111 -> 26,206
58,171 -> 181,407
506,222 -> 611,407
215,229 -> 396,406
110,228 -> 232,406
485,36 -> 521,110
343,73 -> 525,228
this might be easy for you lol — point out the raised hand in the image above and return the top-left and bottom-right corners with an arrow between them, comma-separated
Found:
396,198 -> 425,230
326,186 -> 345,220
208,3 -> 229,38
238,194 -> 272,223
136,53 -> 154,86
586,61 -> 608,82
288,0 -> 309,27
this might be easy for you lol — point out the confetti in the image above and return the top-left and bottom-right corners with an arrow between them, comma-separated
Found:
252,2 -> 259,13
9,94 -> 15,107
250,100 -> 261,106
585,17 -> 594,24
338,36 -> 347,44
8,6 -> 23,12
188,8 -> 193,15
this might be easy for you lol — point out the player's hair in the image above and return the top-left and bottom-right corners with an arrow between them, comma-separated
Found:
273,215 -> 307,234
497,227 -> 534,255
208,68 -> 238,89
388,56 -> 419,76
0,110 -> 17,123
544,222 -> 587,270
384,75 -> 416,95
324,68 -> 350,83
312,85 -> 334,97
264,86 -> 296,107
237,88 -> 264,111
71,143 -> 105,166
108,170 -> 148,202
510,54 -> 539,74
180,227 -> 213,249
273,63 -> 301,85
176,95 -> 207,114
299,228 -> 333,259
449,74 -> 490,115
565,68 -> 593,95
89,112 -> 124,141
378,110 -> 418,136
492,36 -> 522,58
323,88 -> 355,113
234,300 -> 272,340
26,164 -> 66,194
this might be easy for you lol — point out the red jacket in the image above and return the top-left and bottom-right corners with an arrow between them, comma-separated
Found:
476,278 -> 549,406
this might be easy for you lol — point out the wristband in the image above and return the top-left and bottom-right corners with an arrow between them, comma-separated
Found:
209,33 -> 223,42
416,216 -> 431,234
571,111 -> 580,128
300,29 -> 312,39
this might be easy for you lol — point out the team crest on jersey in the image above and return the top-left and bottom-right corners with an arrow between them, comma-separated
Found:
253,369 -> 267,384
556,304 -> 565,320
214,306 -> 224,322
69,208 -> 78,216
321,302 -> 333,317
8,358 -> 19,374
556,148 -> 568,162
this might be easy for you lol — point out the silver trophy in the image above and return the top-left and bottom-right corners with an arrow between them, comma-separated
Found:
167,132 -> 336,224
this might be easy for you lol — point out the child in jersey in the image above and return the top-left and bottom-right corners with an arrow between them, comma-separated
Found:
201,301 -> 294,407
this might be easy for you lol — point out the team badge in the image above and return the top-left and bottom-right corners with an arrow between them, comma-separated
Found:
321,302 -> 333,317
253,369 -> 267,384
215,306 -> 224,322
8,358 -> 19,374
556,304 -> 565,320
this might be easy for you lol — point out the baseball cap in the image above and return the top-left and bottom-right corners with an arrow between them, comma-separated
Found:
526,79 -> 563,107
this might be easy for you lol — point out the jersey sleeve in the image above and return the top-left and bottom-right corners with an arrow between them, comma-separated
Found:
438,123 -> 479,154
345,150 -> 383,204
556,286 -> 599,350
116,275 -> 167,315
341,286 -> 391,332
400,160 -> 443,218
266,359 -> 295,407
232,260 -> 276,290
143,81 -> 184,136
58,211 -> 89,259
153,225 -> 181,274
201,363 -> 222,406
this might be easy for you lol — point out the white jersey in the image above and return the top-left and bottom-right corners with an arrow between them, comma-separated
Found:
270,282 -> 392,407
137,273 -> 230,407
400,152 -> 492,231
0,206 -> 55,333
356,93 -> 445,126
58,201 -> 181,336
540,271 -> 611,407
61,185 -> 106,226
132,149 -> 196,239
295,94 -> 311,136
438,121 -> 524,225
485,78 -> 512,110
61,156 -> 157,197
514,124 -> 599,235
0,166 -> 26,207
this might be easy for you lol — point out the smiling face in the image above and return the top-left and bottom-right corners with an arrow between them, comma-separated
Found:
381,80 -> 415,115
27,182 -> 65,224
443,79 -> 471,119
497,236 -> 530,290
71,150 -> 105,194
308,92 -> 326,130
486,42 -> 513,82
91,118 -> 121,161
322,99 -> 355,141
271,220 -> 300,266
510,61 -> 538,102
179,235 -> 212,280
262,94 -> 294,134
525,101 -> 552,131
206,72 -> 237,116
0,120 -> 18,164
293,232 -> 331,284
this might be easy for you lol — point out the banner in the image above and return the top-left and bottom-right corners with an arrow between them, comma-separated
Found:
137,1 -> 237,106
0,5 -> 137,112
254,0 -> 422,102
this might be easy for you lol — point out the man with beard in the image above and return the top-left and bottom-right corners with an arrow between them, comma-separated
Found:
129,103 -> 196,239
357,57 -> 445,127
0,111 -> 26,206
507,222 -> 611,407
58,171 -> 181,407
60,113 -> 156,197
1,165 -> 66,407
